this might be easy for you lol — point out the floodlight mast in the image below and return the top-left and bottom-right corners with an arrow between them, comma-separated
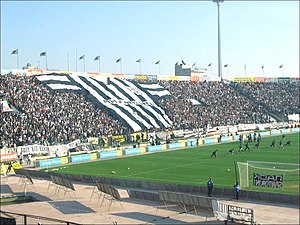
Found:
213,0 -> 224,78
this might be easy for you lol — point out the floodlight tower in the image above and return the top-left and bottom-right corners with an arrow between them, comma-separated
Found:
213,0 -> 224,78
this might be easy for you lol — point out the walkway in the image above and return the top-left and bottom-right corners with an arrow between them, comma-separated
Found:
1,174 -> 299,225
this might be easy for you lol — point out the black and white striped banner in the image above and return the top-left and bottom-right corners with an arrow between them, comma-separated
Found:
36,74 -> 173,131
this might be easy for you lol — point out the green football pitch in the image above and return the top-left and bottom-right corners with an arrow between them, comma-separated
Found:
49,133 -> 299,195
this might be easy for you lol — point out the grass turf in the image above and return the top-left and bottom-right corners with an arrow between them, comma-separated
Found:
48,133 -> 299,195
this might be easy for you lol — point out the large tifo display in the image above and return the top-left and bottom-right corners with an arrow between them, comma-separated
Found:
36,74 -> 173,131
253,173 -> 283,188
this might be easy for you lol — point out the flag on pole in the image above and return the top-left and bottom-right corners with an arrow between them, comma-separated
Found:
261,65 -> 264,69
116,58 -> 121,63
279,64 -> 283,68
11,49 -> 18,55
208,63 -> 212,67
94,55 -> 100,61
224,64 -> 228,67
136,59 -> 141,63
40,52 -> 46,57
79,55 -> 85,60
155,60 -> 160,65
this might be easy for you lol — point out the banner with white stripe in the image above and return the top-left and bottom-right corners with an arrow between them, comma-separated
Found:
36,74 -> 173,131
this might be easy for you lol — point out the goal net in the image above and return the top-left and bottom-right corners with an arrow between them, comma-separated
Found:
236,161 -> 300,194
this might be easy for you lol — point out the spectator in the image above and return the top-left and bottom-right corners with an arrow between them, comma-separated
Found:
0,74 -> 131,147
1,75 -> 298,148
27,153 -> 32,166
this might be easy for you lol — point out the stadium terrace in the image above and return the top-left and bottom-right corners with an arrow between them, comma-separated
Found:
0,68 -> 299,151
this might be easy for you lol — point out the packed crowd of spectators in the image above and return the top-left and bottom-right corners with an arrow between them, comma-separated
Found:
158,80 -> 271,130
0,75 -> 130,147
1,74 -> 298,147
231,82 -> 299,116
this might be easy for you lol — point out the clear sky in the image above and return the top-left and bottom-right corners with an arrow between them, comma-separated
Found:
1,1 -> 299,78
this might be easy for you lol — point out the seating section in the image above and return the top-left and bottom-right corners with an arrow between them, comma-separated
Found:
0,75 -> 131,147
231,82 -> 299,115
1,74 -> 299,147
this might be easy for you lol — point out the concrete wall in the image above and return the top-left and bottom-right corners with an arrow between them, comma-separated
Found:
25,170 -> 299,206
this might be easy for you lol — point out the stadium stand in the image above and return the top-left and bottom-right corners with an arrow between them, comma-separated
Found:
157,80 -> 272,129
0,74 -> 131,147
1,74 -> 299,148
230,82 -> 299,121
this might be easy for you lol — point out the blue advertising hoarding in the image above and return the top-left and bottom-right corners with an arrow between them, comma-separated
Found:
125,148 -> 141,155
168,143 -> 181,149
233,135 -> 240,141
204,138 -> 217,144
281,129 -> 290,134
71,154 -> 91,163
221,136 -> 231,142
39,158 -> 62,167
147,145 -> 163,152
187,139 -> 198,147
259,131 -> 270,137
99,151 -> 118,159
270,130 -> 280,135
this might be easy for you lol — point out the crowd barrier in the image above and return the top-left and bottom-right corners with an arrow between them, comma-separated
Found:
158,190 -> 215,215
212,201 -> 255,224
48,174 -> 76,198
13,169 -> 35,193
90,182 -> 122,211
227,204 -> 255,224
0,210 -> 82,225
34,127 -> 299,168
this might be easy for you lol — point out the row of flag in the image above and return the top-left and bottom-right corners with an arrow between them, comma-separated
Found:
207,62 -> 283,69
11,49 -> 160,64
12,50 -> 160,65
11,49 -> 47,57
11,49 -> 284,69
116,58 -> 160,65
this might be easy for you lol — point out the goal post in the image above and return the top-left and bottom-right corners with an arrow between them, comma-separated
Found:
236,161 -> 300,194
236,161 -> 249,188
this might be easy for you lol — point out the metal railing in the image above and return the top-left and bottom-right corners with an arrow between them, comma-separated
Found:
0,210 -> 83,225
